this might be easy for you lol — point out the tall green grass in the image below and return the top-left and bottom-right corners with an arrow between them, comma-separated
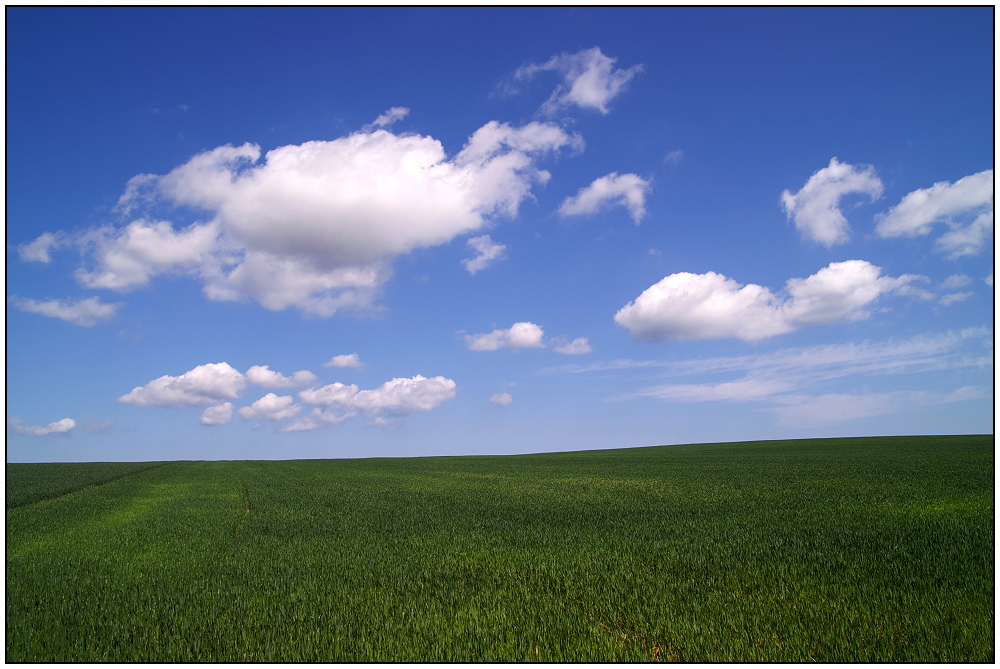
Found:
5,435 -> 993,662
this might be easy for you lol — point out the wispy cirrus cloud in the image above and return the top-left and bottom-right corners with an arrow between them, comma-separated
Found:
11,295 -> 121,327
544,327 -> 992,425
770,387 -> 988,427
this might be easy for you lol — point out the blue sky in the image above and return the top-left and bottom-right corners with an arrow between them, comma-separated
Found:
6,7 -> 993,462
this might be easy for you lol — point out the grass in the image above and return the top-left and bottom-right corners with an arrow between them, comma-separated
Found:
5,435 -> 994,662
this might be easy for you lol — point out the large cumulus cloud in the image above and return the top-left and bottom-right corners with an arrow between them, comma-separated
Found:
30,116 -> 582,317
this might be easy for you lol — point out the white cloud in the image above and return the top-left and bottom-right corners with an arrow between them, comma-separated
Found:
11,296 -> 121,327
934,211 -> 993,259
367,106 -> 410,129
74,219 -> 222,291
941,274 -> 974,289
279,408 -> 355,433
614,260 -> 923,342
200,402 -> 233,426
68,120 -> 581,316
939,291 -> 974,307
558,173 -> 651,223
875,170 -> 993,258
490,392 -> 513,406
466,321 -> 545,350
117,361 -> 456,428
238,393 -> 301,421
781,158 -> 884,246
118,362 -> 248,407
8,417 -> 76,437
298,382 -> 360,407
516,47 -> 643,115
552,337 -> 593,355
18,232 -> 65,263
324,353 -> 365,369
297,375 -> 456,423
245,365 -> 317,388
462,235 -> 507,274
351,375 -> 457,416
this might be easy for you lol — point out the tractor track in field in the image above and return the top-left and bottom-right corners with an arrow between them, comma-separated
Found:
6,461 -> 173,509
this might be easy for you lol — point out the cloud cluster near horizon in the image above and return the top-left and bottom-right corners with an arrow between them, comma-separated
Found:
117,360 -> 457,431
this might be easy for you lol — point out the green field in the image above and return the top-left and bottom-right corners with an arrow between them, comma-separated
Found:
6,435 -> 994,662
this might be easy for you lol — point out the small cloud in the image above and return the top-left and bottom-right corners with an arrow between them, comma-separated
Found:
365,106 -> 410,131
939,291 -> 974,307
552,337 -> 593,355
119,362 -> 247,407
17,232 -> 65,263
663,149 -> 684,167
516,47 -> 643,116
238,393 -> 301,421
781,157 -> 884,247
297,375 -> 456,425
941,274 -> 973,289
490,393 -> 513,406
466,321 -> 545,351
462,235 -> 507,274
200,403 -> 233,426
8,416 -> 76,437
324,353 -> 366,370
11,296 -> 121,327
985,274 -> 993,287
558,173 -> 651,224
245,365 -> 317,388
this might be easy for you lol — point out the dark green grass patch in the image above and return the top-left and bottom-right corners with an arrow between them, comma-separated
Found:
5,435 -> 993,662
5,461 -> 168,508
